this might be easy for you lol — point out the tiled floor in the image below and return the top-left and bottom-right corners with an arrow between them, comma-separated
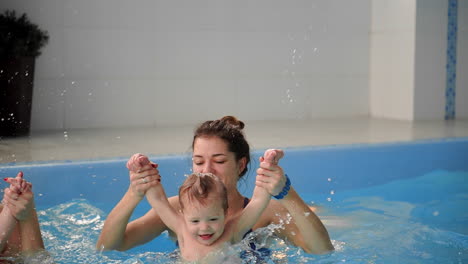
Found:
1,117 -> 468,164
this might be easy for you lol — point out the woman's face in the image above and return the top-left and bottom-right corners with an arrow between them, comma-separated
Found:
192,136 -> 244,190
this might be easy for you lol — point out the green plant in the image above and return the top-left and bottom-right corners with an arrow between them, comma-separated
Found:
0,10 -> 49,59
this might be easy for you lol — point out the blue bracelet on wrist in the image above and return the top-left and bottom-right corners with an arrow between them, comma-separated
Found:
273,174 -> 291,200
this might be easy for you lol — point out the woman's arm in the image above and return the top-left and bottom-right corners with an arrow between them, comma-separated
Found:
0,204 -> 17,253
275,187 -> 333,254
96,165 -> 166,251
96,187 -> 145,251
255,149 -> 334,254
96,155 -> 166,251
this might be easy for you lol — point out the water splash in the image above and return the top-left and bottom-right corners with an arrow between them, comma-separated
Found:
36,200 -> 318,263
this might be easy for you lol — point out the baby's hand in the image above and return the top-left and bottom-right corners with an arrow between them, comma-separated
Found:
127,153 -> 151,172
256,149 -> 286,197
261,149 -> 284,164
127,153 -> 161,198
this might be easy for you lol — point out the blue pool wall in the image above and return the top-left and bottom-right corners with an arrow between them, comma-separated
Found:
0,138 -> 467,210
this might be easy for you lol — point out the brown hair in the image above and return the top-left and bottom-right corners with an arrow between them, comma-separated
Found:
192,116 -> 251,178
179,173 -> 228,212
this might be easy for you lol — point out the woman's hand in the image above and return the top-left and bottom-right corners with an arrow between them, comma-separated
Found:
127,154 -> 161,198
255,149 -> 286,196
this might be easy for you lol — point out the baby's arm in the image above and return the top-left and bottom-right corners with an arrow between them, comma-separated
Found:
127,154 -> 182,234
233,150 -> 280,242
145,185 -> 181,234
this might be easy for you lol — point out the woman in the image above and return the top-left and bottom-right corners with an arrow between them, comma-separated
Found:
97,116 -> 334,254
0,172 -> 45,258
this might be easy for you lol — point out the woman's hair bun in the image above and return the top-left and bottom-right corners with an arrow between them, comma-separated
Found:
220,115 -> 245,130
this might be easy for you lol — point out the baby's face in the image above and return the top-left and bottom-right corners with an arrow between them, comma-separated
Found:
182,198 -> 226,246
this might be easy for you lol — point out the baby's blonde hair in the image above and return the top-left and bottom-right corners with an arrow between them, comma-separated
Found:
178,173 -> 228,212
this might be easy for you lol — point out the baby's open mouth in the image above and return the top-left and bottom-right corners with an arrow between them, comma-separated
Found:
199,234 -> 213,240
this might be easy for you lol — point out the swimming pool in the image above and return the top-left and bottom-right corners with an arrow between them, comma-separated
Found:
1,138 -> 467,263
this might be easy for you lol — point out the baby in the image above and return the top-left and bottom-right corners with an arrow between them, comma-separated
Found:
127,150 -> 280,263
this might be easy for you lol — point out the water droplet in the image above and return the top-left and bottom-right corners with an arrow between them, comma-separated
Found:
330,190 -> 335,195
327,178 -> 332,182
433,211 -> 439,216
327,197 -> 332,202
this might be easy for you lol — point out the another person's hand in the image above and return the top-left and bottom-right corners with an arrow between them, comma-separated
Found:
3,172 -> 35,221
127,153 -> 161,198
256,149 -> 286,196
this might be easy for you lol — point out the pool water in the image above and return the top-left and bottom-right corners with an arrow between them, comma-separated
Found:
1,139 -> 467,263
9,170 -> 463,264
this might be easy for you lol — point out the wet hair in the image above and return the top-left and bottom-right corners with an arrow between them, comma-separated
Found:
179,173 -> 228,212
192,116 -> 251,178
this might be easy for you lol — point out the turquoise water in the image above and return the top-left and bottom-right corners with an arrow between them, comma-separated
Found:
1,139 -> 467,263
12,170 -> 466,264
